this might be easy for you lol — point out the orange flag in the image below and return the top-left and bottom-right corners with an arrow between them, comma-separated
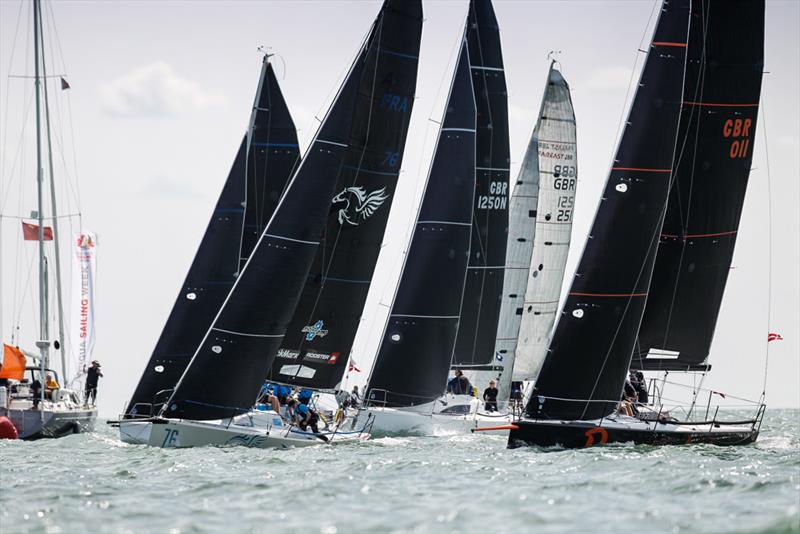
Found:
0,344 -> 27,381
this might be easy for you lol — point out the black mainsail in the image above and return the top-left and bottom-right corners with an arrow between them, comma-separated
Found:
164,0 -> 423,420
267,2 -> 423,390
451,0 -> 510,368
527,0 -> 691,421
126,59 -> 299,416
367,40 -> 476,407
634,0 -> 765,372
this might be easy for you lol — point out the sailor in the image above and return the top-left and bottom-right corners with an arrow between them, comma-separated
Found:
483,379 -> 499,412
45,373 -> 60,400
447,370 -> 473,396
85,360 -> 103,406
630,370 -> 648,404
257,384 -> 282,416
287,398 -> 328,442
31,378 -> 42,410
349,386 -> 361,408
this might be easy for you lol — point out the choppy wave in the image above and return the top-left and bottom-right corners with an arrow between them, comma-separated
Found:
0,410 -> 798,533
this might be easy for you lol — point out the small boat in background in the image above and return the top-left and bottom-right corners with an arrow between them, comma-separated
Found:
0,0 -> 97,439
508,0 -> 767,449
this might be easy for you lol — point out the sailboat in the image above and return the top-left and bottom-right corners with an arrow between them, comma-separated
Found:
122,56 -> 301,422
117,0 -> 423,448
469,59 -> 578,407
0,0 -> 97,439
355,0 -> 513,436
508,0 -> 767,449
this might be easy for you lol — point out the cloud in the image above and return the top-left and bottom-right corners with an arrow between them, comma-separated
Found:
580,66 -> 636,90
99,62 -> 226,117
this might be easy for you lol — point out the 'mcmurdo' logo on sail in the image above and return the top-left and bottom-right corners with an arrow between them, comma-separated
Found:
332,186 -> 389,226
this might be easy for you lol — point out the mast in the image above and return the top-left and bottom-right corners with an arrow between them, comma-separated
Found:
33,0 -> 49,410
38,0 -> 68,381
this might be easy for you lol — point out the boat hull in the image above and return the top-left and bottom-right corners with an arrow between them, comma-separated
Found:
507,418 -> 759,449
358,395 -> 512,437
118,415 -> 368,449
0,407 -> 97,440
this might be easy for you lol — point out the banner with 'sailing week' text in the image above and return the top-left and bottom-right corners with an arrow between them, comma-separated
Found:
71,231 -> 97,384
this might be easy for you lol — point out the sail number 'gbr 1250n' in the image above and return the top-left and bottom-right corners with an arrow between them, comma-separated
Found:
477,181 -> 508,210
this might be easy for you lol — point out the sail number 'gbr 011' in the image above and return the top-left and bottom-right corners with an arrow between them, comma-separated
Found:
477,181 -> 508,210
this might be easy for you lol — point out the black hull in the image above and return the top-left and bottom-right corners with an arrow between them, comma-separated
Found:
507,420 -> 758,449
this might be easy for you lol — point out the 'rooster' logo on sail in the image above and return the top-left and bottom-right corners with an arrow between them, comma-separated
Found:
332,186 -> 389,226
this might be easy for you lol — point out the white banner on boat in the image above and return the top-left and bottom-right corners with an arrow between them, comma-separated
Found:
70,231 -> 97,382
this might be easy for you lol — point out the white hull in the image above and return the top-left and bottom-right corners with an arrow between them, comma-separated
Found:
357,394 -> 513,437
118,410 -> 368,449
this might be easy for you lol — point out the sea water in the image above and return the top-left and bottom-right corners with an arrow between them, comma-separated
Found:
1,410 -> 798,533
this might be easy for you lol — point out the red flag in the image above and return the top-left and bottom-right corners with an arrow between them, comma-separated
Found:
768,332 -> 784,342
21,221 -> 53,241
712,390 -> 727,399
60,77 -> 70,90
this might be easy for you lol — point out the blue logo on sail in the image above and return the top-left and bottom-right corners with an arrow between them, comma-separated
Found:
302,320 -> 329,341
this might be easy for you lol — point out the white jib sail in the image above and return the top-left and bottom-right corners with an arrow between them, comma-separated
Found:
513,65 -> 577,383
69,231 -> 97,386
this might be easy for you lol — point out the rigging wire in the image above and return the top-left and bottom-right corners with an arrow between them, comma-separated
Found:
760,97 -> 774,401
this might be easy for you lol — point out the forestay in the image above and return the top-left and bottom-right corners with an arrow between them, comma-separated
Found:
634,0 -> 765,372
126,60 -> 299,417
527,0 -> 690,421
267,0 -> 423,391
165,0 -> 422,420
366,40 -> 476,407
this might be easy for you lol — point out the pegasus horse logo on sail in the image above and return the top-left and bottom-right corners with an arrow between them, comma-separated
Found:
331,186 -> 389,226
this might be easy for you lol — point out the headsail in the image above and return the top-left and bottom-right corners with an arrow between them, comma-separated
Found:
165,0 -> 423,420
527,0 -> 690,421
451,0 -> 510,368
267,1 -> 423,391
367,40 -> 476,407
125,60 -> 299,417
491,63 -> 577,396
634,0 -> 765,371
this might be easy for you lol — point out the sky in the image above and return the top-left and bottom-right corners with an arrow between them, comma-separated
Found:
1,0 -> 798,417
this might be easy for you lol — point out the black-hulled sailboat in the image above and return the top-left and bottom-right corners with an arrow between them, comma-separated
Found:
118,0 -> 423,448
508,0 -> 766,449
